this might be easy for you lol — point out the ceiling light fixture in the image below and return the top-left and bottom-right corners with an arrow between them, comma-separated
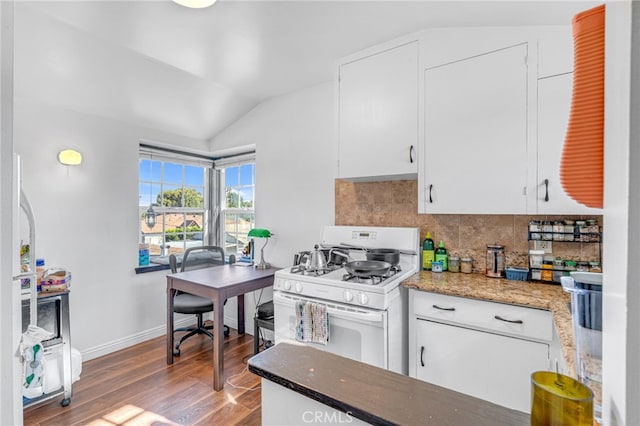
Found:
57,149 -> 82,166
172,0 -> 217,9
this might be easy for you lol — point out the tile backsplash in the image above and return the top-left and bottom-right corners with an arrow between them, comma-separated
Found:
335,179 -> 603,274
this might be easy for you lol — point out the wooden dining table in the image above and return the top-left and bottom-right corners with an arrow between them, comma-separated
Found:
166,264 -> 278,391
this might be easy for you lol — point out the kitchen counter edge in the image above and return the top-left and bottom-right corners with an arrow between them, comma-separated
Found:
402,271 -> 576,376
248,342 -> 529,426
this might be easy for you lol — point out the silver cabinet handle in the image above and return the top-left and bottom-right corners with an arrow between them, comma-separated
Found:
433,304 -> 455,311
420,345 -> 425,367
494,315 -> 523,324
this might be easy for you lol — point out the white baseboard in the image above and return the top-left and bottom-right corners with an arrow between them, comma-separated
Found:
81,316 -> 247,362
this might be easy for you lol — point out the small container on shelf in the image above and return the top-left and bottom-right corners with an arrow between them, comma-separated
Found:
564,260 -> 577,275
552,257 -> 565,282
589,261 -> 602,273
577,261 -> 590,272
505,267 -> 529,282
529,250 -> 545,269
542,262 -> 554,282
529,220 -> 542,240
448,256 -> 460,273
575,220 -> 587,241
542,221 -> 553,241
460,257 -> 473,274
564,219 -> 575,241
553,221 -> 565,241
431,260 -> 443,273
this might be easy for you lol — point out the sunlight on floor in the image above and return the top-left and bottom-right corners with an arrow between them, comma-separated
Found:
84,404 -> 180,426
226,393 -> 238,405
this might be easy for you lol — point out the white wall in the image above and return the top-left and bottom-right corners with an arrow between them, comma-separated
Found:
210,81 -> 337,325
13,96 -> 210,359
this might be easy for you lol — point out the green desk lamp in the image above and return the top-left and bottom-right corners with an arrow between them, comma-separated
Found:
248,228 -> 272,269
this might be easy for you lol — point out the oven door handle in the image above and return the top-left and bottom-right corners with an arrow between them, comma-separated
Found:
273,292 -> 385,323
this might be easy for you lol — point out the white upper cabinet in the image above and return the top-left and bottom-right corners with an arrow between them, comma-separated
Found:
535,73 -> 603,215
338,40 -> 419,180
537,26 -> 574,79
421,43 -> 528,214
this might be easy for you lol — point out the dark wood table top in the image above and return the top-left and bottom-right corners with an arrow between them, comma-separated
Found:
167,264 -> 278,290
248,342 -> 529,426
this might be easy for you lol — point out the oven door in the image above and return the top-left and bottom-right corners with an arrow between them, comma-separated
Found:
273,291 -> 388,369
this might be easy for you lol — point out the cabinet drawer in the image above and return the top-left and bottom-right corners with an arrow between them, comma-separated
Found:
412,291 -> 552,342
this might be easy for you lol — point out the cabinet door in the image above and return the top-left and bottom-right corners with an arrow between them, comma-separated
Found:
422,44 -> 528,213
338,41 -> 418,180
415,319 -> 548,413
536,73 -> 602,214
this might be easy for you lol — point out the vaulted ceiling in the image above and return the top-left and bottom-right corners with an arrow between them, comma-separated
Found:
13,1 -> 597,141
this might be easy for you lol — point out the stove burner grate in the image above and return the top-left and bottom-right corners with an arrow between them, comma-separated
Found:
289,264 -> 341,276
341,265 -> 401,285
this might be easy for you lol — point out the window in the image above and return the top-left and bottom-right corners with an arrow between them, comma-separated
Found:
220,162 -> 255,255
139,149 -> 213,257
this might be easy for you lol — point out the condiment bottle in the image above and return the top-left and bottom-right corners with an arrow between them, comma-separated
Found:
434,241 -> 448,271
422,232 -> 435,271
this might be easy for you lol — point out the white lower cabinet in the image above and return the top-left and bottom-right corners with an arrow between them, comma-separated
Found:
415,319 -> 548,413
409,290 -> 552,413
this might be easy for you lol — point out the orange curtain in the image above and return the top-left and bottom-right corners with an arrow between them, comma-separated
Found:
560,4 -> 605,209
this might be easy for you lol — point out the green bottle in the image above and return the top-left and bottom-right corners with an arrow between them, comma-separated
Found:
422,232 -> 435,270
435,240 -> 448,271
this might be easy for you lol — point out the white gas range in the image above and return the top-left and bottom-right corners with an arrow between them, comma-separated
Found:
273,226 -> 419,374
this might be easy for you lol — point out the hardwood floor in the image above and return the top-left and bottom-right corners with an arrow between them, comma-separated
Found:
24,329 -> 263,426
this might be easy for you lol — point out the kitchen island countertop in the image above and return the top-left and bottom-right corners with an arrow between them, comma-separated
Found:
249,342 -> 529,425
402,272 -> 576,377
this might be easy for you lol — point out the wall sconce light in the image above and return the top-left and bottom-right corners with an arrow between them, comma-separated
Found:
57,149 -> 82,166
173,0 -> 216,8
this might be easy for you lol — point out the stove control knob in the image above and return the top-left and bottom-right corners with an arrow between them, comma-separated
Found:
295,282 -> 303,293
283,280 -> 292,291
344,291 -> 353,302
359,292 -> 369,305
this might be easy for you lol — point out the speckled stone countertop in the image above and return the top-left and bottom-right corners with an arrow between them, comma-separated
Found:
403,272 -> 576,376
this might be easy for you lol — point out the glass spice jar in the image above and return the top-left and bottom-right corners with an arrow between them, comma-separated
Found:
553,221 -> 564,241
563,219 -> 575,241
529,220 -> 542,240
460,257 -> 473,274
449,256 -> 460,273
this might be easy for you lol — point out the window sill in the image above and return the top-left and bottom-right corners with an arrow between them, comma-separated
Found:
135,263 -> 170,274
134,254 -> 237,274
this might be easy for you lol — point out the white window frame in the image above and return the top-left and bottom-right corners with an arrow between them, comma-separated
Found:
215,153 -> 256,256
139,146 -> 214,257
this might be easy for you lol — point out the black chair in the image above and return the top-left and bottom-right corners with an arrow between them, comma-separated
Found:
169,246 -> 230,356
254,300 -> 274,354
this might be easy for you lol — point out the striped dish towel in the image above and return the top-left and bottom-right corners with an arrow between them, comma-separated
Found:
295,301 -> 329,345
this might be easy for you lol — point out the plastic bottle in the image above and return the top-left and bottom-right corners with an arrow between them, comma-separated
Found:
422,232 -> 435,270
435,240 -> 448,271
36,259 -> 45,289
